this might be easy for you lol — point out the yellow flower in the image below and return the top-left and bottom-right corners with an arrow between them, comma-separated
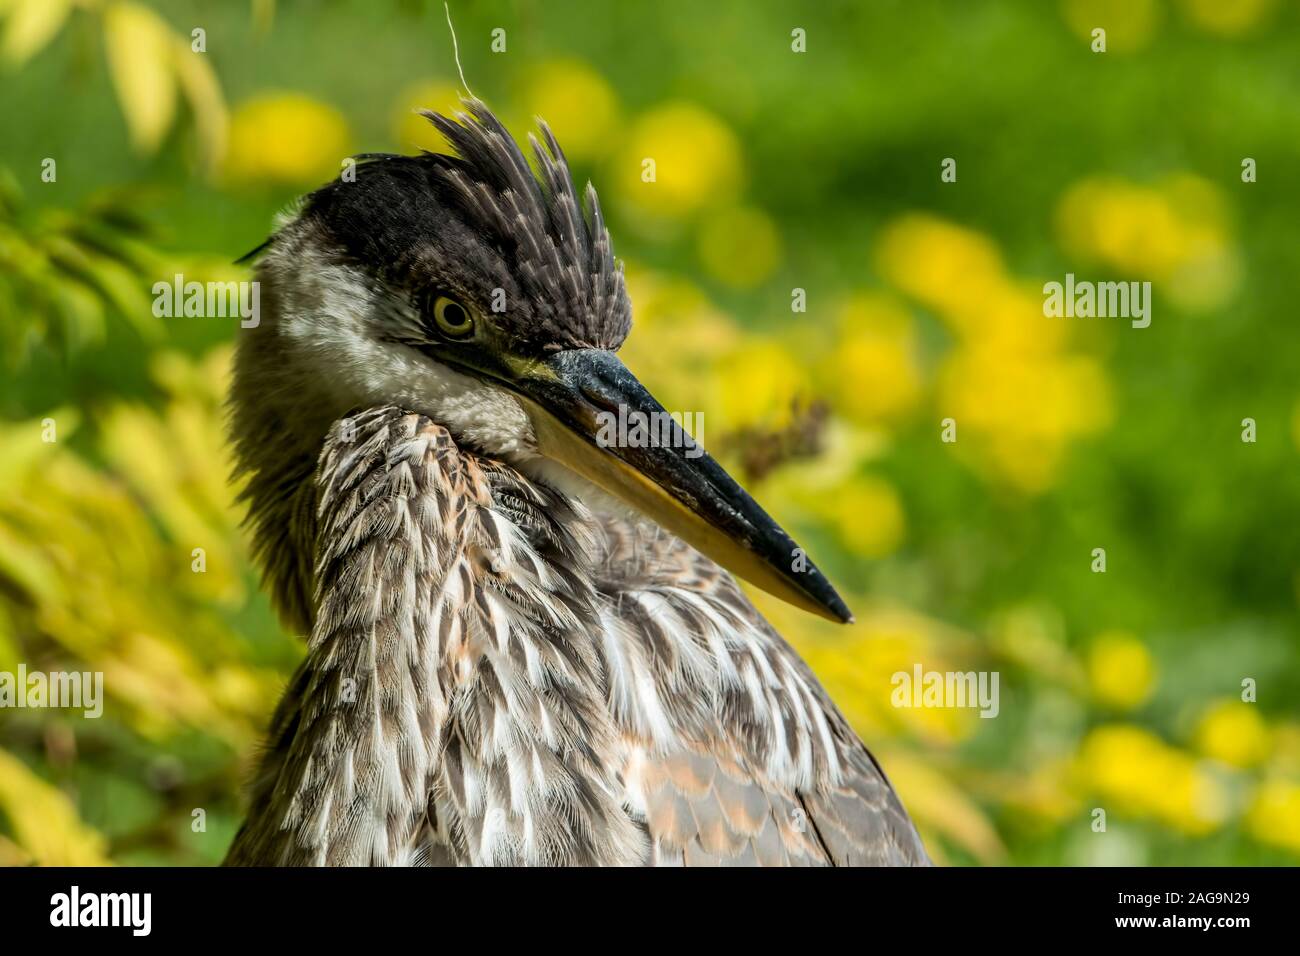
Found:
1175,0 -> 1278,36
1061,0 -> 1162,54
614,102 -> 743,219
1245,779 -> 1300,854
695,205 -> 782,288
1076,725 -> 1228,835
391,80 -> 463,153
955,279 -> 1070,355
1195,700 -> 1271,768
937,348 -> 1112,493
874,214 -> 1004,316
225,92 -> 350,187
1086,631 -> 1156,710
875,212 -> 1113,493
516,59 -> 619,163
1055,175 -> 1240,311
830,477 -> 906,559
710,337 -> 808,431
1058,178 -> 1179,275
820,294 -> 921,424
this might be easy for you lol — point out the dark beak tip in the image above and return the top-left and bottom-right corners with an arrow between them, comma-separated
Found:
797,564 -> 854,624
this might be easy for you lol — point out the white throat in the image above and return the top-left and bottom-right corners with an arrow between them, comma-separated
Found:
253,237 -> 538,461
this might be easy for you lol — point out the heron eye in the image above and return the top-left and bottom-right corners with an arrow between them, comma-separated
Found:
431,295 -> 475,339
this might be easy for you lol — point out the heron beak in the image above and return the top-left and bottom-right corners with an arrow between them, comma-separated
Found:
507,348 -> 853,623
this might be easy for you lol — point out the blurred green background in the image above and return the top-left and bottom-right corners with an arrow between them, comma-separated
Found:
1,0 -> 1298,866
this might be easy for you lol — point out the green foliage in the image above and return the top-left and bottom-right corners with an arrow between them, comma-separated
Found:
0,172 -> 166,361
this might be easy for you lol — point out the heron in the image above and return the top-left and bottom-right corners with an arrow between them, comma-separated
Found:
224,100 -> 929,866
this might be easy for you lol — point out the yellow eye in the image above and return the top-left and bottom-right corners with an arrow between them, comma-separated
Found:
432,295 -> 475,338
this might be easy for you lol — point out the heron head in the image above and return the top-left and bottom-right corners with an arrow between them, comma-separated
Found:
235,99 -> 851,623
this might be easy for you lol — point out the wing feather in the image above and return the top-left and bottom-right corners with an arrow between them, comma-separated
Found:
592,518 -> 930,867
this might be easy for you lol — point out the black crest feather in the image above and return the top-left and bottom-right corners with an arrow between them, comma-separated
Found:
293,98 -> 631,352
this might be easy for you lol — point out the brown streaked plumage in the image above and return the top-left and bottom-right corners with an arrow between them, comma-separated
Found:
224,100 -> 928,866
